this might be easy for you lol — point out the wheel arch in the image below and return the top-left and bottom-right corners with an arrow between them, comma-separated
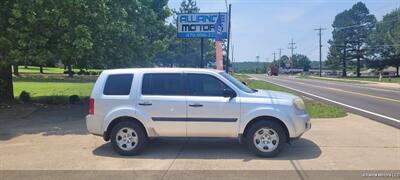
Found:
242,116 -> 290,142
103,116 -> 148,141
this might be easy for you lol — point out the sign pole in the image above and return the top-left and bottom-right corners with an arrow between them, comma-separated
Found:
200,38 -> 204,68
226,4 -> 232,73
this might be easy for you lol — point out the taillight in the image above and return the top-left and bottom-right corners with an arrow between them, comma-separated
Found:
89,98 -> 94,114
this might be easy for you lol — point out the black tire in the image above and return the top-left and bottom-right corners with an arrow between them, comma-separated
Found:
110,121 -> 147,156
246,121 -> 287,157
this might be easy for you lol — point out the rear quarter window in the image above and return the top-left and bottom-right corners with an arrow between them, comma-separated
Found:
103,74 -> 134,95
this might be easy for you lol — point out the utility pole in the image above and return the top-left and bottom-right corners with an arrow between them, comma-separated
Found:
342,43 -> 347,77
256,55 -> 260,73
183,40 -> 187,67
278,48 -> 283,59
272,52 -> 277,62
314,27 -> 326,77
225,4 -> 232,73
288,39 -> 297,70
231,44 -> 234,73
278,48 -> 283,69
356,39 -> 361,77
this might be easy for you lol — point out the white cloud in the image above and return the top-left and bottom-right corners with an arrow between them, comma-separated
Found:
273,7 -> 306,23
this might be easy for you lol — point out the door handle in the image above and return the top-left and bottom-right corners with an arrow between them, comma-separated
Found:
189,103 -> 203,107
138,102 -> 152,106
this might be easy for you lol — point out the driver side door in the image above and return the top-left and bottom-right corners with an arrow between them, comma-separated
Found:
185,73 -> 240,137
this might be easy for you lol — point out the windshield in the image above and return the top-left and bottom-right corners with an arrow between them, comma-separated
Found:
219,72 -> 255,93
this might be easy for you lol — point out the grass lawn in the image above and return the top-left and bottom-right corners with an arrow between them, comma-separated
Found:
17,66 -> 102,74
235,74 -> 347,118
14,81 -> 94,98
13,73 -> 95,104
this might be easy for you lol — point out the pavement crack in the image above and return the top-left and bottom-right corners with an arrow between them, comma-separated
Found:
160,138 -> 187,180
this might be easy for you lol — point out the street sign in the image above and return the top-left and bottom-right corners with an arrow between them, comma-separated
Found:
177,13 -> 228,39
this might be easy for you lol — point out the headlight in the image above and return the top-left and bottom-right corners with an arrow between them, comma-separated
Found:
293,98 -> 305,111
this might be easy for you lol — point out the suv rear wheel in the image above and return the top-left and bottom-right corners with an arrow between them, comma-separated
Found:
246,121 -> 287,157
110,121 -> 147,156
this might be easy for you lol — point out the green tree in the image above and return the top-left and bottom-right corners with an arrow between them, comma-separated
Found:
367,8 -> 400,76
291,54 -> 311,69
1,0 -> 19,101
0,0 -> 172,101
327,2 -> 376,77
272,55 -> 290,69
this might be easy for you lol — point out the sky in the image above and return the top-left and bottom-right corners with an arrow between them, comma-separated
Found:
168,0 -> 399,62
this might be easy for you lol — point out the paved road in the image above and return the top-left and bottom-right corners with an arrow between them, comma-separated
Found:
249,74 -> 400,128
0,104 -> 399,180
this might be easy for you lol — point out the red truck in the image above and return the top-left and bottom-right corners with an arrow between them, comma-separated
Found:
270,66 -> 279,76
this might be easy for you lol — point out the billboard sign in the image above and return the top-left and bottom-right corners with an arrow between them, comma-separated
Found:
177,13 -> 228,39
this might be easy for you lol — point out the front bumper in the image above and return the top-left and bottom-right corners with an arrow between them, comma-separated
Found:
291,112 -> 311,138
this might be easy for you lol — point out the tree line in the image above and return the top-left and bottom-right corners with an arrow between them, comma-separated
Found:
326,2 -> 400,77
271,54 -> 311,70
232,54 -> 312,74
0,0 -> 218,101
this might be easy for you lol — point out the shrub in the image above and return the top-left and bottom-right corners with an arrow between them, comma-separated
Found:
63,70 -> 76,75
37,96 -> 68,104
77,70 -> 86,75
19,91 -> 31,103
69,95 -> 80,104
82,96 -> 90,103
0,79 -> 5,97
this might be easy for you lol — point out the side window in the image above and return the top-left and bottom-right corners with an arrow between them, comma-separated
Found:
103,74 -> 134,95
187,74 -> 230,96
142,73 -> 184,95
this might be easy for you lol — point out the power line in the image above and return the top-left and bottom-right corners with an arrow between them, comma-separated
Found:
334,17 -> 399,31
314,27 -> 326,77
334,23 -> 369,30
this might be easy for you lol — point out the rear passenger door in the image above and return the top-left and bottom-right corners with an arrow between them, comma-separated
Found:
137,73 -> 186,137
185,73 -> 240,137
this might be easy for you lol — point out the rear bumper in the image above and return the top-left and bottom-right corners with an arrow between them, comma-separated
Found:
86,114 -> 103,136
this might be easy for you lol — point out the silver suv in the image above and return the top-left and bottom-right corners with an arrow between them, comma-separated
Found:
86,68 -> 311,157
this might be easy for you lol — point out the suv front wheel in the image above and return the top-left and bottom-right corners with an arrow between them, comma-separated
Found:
246,121 -> 287,157
110,121 -> 147,156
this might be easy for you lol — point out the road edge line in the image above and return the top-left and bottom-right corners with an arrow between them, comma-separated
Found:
252,76 -> 400,124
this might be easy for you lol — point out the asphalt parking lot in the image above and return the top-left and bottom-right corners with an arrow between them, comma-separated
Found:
0,104 -> 399,179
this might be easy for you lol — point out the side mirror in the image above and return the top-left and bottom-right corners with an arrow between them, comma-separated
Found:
223,89 -> 236,98
241,81 -> 247,85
